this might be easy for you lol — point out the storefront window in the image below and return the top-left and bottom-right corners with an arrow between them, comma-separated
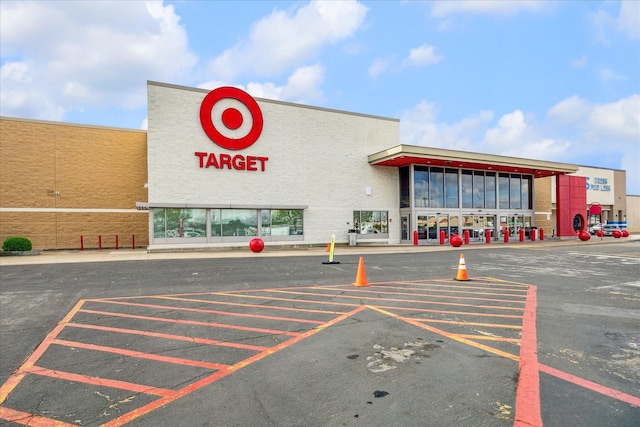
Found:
222,209 -> 258,237
154,208 -> 206,238
153,208 -> 166,238
485,172 -> 496,208
499,173 -> 510,209
414,166 -> 429,207
429,167 -> 444,208
445,169 -> 459,208
461,170 -> 473,208
473,171 -> 485,208
522,176 -> 532,209
510,175 -> 522,209
400,167 -> 410,208
270,209 -> 303,235
211,209 -> 221,236
353,211 -> 388,235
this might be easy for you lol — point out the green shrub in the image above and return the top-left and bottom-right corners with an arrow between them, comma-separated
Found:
2,237 -> 33,252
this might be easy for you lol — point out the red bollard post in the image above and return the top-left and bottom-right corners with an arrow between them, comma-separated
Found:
540,228 -> 544,240
98,235 -> 102,250
531,229 -> 536,241
486,229 -> 491,244
519,229 -> 525,242
132,234 -> 135,249
413,230 -> 418,246
115,235 -> 119,250
80,235 -> 84,251
504,229 -> 509,243
439,230 -> 445,245
463,229 -> 470,245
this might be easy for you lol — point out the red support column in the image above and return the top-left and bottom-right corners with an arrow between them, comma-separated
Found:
98,235 -> 102,250
115,235 -> 119,250
504,229 -> 509,243
485,229 -> 491,244
463,229 -> 470,245
439,230 -> 445,245
80,235 -> 84,251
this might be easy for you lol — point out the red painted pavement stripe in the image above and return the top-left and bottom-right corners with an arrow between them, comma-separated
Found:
100,305 -> 368,427
78,308 -> 301,337
52,339 -> 230,370
514,285 -> 542,427
0,406 -> 78,426
67,322 -> 267,351
24,366 -> 177,397
539,363 -> 640,408
0,300 -> 85,405
93,299 -> 326,324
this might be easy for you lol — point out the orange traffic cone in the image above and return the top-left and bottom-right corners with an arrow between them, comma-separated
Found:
326,243 -> 331,252
353,257 -> 370,287
455,253 -> 469,281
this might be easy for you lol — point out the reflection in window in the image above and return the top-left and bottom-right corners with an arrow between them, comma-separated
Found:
414,167 -> 429,207
154,208 -> 206,238
222,209 -> 258,237
510,175 -> 521,209
445,169 -> 459,208
473,171 -> 485,208
353,211 -> 388,235
400,167 -> 410,208
271,209 -> 304,235
211,209 -> 221,236
461,171 -> 473,208
522,176 -> 532,209
429,168 -> 444,208
499,174 -> 510,209
485,172 -> 496,208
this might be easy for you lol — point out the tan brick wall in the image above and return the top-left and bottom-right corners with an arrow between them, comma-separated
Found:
1,117 -> 149,250
534,176 -> 553,233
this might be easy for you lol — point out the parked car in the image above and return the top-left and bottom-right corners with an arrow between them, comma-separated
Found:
602,224 -> 622,236
589,223 -> 602,235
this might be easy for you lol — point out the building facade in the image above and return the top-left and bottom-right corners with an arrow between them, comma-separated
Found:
1,81 -> 632,250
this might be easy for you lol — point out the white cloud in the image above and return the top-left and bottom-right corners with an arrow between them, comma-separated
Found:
0,1 -> 197,120
548,94 -> 640,144
431,1 -> 548,17
368,57 -> 393,78
209,1 -> 368,80
200,64 -> 326,105
618,0 -> 640,40
400,101 -> 493,150
400,95 -> 639,189
571,54 -> 588,69
404,44 -> 443,67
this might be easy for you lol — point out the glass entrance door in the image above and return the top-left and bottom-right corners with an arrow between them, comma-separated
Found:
437,214 -> 449,242
401,215 -> 410,241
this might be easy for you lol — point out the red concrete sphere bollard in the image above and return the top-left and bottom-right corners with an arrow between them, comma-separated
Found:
249,238 -> 265,253
621,229 -> 629,237
596,230 -> 604,238
578,230 -> 590,241
612,230 -> 622,239
450,234 -> 463,247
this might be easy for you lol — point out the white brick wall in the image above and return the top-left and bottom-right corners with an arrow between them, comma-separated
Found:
147,82 -> 401,244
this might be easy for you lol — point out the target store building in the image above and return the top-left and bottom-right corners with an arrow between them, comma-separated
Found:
2,81 -> 629,251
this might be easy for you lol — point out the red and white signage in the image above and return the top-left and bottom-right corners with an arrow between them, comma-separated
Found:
196,86 -> 268,171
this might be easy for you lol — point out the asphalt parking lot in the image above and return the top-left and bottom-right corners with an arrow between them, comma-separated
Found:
1,238 -> 639,426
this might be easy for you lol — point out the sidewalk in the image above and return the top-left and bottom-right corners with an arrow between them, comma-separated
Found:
1,234 -> 638,266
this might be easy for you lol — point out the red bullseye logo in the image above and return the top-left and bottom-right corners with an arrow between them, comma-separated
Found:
200,86 -> 263,150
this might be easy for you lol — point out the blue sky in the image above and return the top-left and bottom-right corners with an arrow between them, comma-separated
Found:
1,1 -> 639,193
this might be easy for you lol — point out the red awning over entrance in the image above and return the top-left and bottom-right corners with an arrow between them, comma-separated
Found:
368,145 -> 579,178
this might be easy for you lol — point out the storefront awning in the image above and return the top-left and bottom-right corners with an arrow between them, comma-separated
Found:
368,145 -> 579,178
